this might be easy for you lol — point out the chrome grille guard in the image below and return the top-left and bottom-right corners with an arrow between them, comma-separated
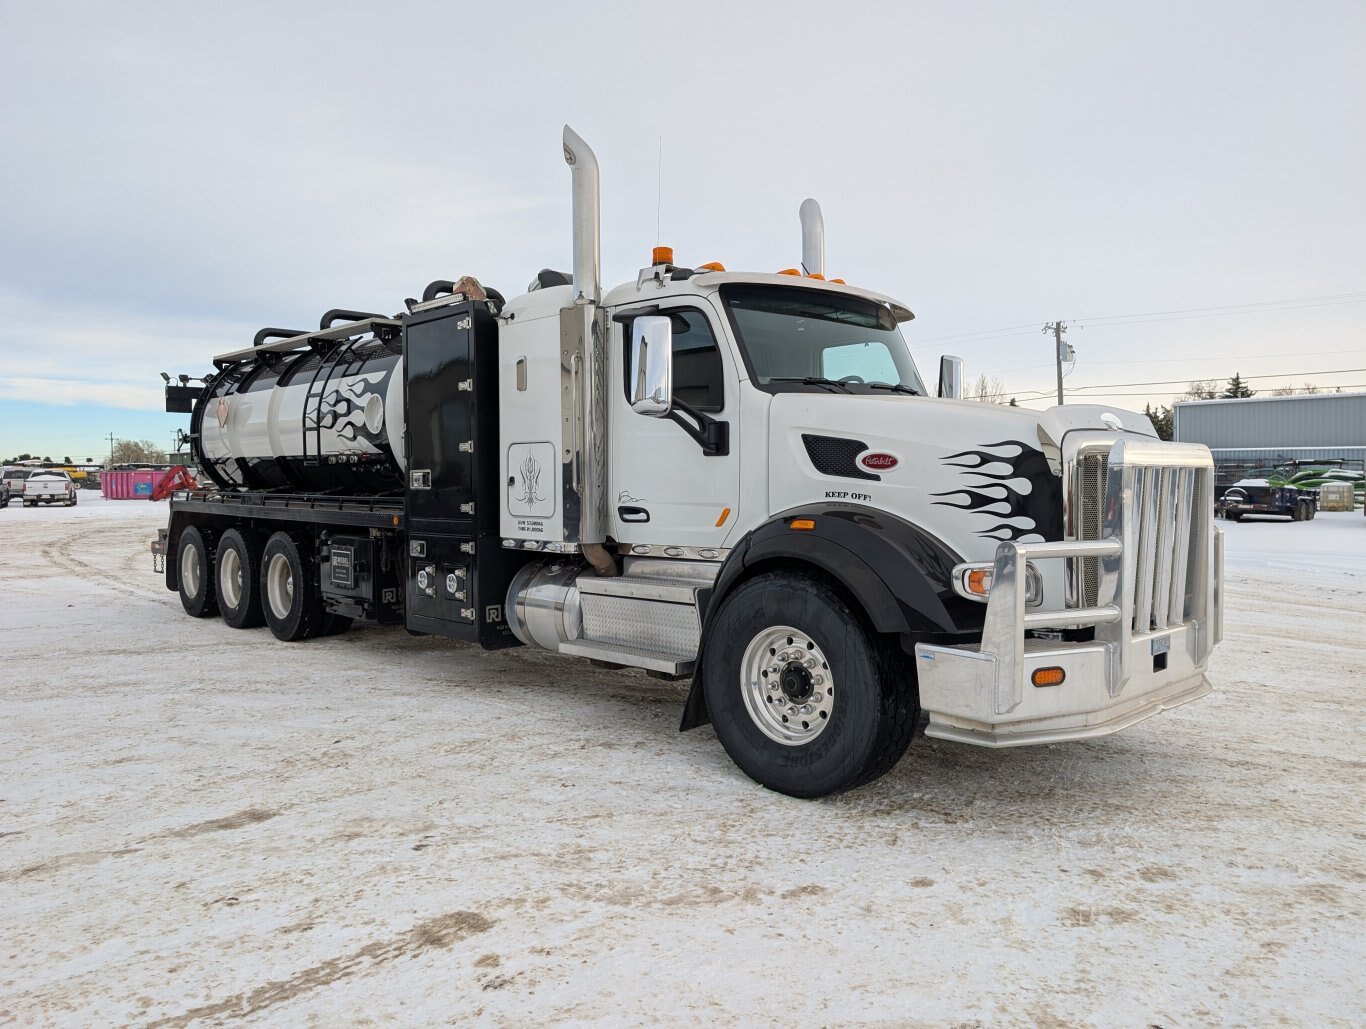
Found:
972,436 -> 1222,717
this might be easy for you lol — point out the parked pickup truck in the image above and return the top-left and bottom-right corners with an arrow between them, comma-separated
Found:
23,470 -> 78,507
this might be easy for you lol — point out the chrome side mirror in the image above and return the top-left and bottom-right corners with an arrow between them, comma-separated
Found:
938,355 -> 963,399
629,315 -> 673,416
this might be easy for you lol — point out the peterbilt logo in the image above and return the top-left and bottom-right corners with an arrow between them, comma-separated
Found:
858,452 -> 898,472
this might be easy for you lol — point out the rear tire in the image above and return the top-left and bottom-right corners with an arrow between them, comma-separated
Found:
701,572 -> 918,799
177,525 -> 219,618
260,531 -> 327,641
216,528 -> 266,629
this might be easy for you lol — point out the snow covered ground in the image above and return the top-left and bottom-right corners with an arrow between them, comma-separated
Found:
1,494 -> 1363,1025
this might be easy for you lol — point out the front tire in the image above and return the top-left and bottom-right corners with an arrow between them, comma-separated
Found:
177,525 -> 219,618
260,531 -> 327,641
216,528 -> 266,628
701,572 -> 918,799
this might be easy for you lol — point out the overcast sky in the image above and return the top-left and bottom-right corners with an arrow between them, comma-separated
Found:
1,0 -> 1362,460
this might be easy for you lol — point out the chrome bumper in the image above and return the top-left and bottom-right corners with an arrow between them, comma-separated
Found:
915,438 -> 1223,747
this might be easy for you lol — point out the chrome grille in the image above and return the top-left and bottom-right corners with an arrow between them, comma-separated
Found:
1075,451 -> 1108,607
1073,447 -> 1208,634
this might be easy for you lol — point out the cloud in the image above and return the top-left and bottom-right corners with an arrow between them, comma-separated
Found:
0,377 -> 162,411
0,292 -> 255,411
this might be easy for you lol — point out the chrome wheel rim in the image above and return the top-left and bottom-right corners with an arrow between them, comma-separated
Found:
219,548 -> 243,609
180,544 -> 201,599
740,625 -> 835,746
266,552 -> 294,619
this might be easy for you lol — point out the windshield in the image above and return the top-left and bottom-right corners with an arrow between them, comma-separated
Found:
721,284 -> 926,396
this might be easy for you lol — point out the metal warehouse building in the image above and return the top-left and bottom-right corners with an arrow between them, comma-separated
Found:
1173,391 -> 1366,473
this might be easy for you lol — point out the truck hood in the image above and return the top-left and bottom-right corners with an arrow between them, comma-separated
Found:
766,394 -> 1157,566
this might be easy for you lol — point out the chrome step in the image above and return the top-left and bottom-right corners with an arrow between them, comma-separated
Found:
559,639 -> 695,675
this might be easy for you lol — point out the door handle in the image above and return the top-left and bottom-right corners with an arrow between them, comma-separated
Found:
618,506 -> 650,523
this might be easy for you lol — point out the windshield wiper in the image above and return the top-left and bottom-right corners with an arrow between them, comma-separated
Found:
768,376 -> 853,393
867,381 -> 920,396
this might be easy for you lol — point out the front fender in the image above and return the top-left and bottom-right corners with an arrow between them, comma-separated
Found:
682,504 -> 982,730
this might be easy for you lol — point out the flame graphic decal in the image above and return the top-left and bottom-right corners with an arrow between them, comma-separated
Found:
932,440 -> 1062,542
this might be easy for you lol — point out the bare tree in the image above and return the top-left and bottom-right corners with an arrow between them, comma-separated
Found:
110,439 -> 168,465
967,374 -> 1008,404
1180,379 -> 1221,401
1270,382 -> 1323,397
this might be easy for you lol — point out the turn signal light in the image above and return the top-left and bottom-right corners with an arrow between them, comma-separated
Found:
1032,667 -> 1066,687
652,245 -> 674,266
789,518 -> 816,531
966,569 -> 992,596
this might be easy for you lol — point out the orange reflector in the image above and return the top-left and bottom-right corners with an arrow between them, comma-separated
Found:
777,268 -> 801,276
698,261 -> 726,272
789,518 -> 816,531
715,506 -> 732,527
830,278 -> 846,284
652,245 -> 674,266
966,569 -> 991,595
1032,667 -> 1066,687
392,515 -> 400,526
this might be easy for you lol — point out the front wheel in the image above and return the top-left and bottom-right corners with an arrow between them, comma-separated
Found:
701,572 -> 918,798
260,531 -> 327,641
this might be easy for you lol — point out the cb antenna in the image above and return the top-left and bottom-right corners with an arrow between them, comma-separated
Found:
656,136 -> 663,245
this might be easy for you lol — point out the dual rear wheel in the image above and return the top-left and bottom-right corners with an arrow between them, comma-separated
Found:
177,525 -> 350,640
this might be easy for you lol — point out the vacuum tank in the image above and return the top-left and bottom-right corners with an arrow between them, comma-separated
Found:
192,311 -> 408,493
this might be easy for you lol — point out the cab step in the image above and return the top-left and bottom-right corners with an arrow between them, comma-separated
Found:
559,639 -> 694,676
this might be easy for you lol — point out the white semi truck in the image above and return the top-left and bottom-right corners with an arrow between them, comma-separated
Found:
158,126 -> 1223,798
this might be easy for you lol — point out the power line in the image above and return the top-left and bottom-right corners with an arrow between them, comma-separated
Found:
1005,365 -> 1366,398
911,288 -> 1366,349
1076,290 -> 1366,324
1011,384 -> 1366,404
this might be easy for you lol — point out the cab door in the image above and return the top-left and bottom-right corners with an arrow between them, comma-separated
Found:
609,302 -> 740,549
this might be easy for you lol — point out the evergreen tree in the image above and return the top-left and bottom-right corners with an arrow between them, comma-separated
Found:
1222,373 -> 1255,398
1143,403 -> 1174,441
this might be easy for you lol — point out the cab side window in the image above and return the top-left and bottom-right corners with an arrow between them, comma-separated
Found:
624,308 -> 724,413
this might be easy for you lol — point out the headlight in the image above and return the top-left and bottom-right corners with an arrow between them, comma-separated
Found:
952,561 -> 1043,606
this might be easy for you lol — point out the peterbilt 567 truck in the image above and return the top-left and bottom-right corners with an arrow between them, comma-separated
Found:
158,126 -> 1224,798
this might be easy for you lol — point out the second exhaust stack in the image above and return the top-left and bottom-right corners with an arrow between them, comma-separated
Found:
800,198 -> 824,278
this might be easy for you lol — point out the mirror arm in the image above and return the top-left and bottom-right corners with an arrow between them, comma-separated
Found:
668,398 -> 730,457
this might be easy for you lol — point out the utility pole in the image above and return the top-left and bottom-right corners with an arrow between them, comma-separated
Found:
1044,321 -> 1073,405
107,432 -> 116,468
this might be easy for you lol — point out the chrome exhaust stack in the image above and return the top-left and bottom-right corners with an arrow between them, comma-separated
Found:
800,198 -> 824,278
563,125 -> 601,305
561,126 -> 614,575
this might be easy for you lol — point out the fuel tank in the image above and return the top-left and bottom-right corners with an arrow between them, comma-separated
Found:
192,322 -> 407,493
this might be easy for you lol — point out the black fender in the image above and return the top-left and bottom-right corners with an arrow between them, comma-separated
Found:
681,504 -> 984,731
